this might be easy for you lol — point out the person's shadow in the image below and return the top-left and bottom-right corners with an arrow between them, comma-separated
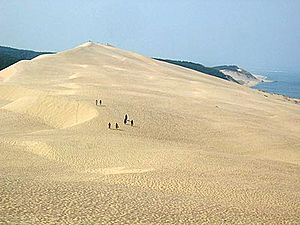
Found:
124,124 -> 139,128
114,128 -> 124,131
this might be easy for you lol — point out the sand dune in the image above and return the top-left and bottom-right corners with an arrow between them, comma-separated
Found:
0,42 -> 299,224
3,95 -> 98,128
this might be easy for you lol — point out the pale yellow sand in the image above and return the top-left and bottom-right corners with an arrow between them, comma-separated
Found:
0,42 -> 299,224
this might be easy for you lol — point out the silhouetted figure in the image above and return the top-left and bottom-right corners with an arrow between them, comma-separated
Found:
130,120 -> 134,126
96,99 -> 98,105
116,123 -> 119,129
99,100 -> 102,105
124,114 -> 128,124
108,122 -> 111,129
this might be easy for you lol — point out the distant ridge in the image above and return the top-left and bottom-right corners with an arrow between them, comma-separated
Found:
214,65 -> 257,79
213,65 -> 266,87
0,46 -> 53,71
154,58 -> 239,84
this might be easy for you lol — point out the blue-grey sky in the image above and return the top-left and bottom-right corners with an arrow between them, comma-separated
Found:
1,0 -> 300,72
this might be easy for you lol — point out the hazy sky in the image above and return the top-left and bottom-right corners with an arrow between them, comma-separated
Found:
1,0 -> 300,72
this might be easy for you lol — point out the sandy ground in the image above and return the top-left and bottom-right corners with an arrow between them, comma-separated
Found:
0,42 -> 299,224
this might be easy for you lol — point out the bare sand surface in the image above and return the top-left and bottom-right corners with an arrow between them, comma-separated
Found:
0,42 -> 299,224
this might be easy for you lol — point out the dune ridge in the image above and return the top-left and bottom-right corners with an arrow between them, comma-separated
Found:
3,95 -> 98,129
0,85 -> 98,129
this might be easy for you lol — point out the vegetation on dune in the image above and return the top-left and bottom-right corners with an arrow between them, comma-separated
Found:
0,46 -> 53,71
213,65 -> 242,71
154,58 -> 239,83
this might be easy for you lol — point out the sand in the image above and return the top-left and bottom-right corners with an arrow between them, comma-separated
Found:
0,42 -> 299,224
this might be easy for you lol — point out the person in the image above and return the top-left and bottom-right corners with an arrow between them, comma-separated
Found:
130,120 -> 134,126
96,99 -> 98,105
108,122 -> 111,129
99,100 -> 102,105
116,123 -> 119,129
124,114 -> 128,124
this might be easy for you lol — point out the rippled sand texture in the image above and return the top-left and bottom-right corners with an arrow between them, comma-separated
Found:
0,42 -> 299,224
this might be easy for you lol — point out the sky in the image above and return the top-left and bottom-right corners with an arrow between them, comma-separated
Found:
1,0 -> 300,72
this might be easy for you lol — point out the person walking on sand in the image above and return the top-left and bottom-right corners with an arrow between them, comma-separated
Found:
116,123 -> 119,129
130,120 -> 134,126
124,114 -> 128,124
99,100 -> 102,105
96,99 -> 98,105
108,122 -> 111,129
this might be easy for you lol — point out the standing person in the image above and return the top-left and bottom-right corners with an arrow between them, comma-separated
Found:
108,122 -> 111,129
99,100 -> 102,105
116,123 -> 119,129
124,114 -> 128,124
130,120 -> 134,126
96,99 -> 98,105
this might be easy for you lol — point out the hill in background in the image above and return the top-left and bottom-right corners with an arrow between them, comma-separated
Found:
154,58 -> 239,84
0,45 -> 265,88
0,46 -> 53,71
214,65 -> 263,86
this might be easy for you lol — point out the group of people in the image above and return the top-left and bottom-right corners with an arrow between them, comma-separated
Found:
108,114 -> 134,130
95,99 -> 102,106
95,99 -> 134,130
108,122 -> 118,129
124,114 -> 134,126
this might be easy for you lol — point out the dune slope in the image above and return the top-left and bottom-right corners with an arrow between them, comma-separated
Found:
0,42 -> 299,224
